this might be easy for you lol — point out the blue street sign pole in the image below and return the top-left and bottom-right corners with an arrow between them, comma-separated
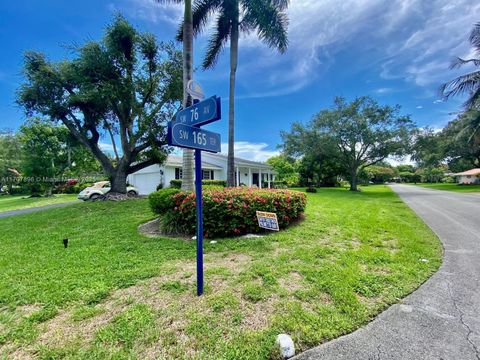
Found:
168,96 -> 221,297
195,148 -> 204,296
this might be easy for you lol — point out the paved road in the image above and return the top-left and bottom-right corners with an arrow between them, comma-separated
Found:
295,184 -> 480,360
0,201 -> 81,218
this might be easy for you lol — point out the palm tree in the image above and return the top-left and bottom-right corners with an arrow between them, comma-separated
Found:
440,22 -> 480,110
157,0 -> 195,191
180,0 -> 289,186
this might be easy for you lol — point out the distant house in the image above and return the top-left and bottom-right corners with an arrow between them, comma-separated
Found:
454,168 -> 480,184
128,153 -> 276,195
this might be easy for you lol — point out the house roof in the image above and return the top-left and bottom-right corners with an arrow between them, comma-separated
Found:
454,168 -> 480,176
165,155 -> 223,170
206,153 -> 273,169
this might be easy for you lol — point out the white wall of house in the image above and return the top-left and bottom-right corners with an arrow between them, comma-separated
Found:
128,154 -> 276,195
128,163 -> 223,195
457,175 -> 480,184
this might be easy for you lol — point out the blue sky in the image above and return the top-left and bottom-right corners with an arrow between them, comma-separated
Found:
0,0 -> 478,161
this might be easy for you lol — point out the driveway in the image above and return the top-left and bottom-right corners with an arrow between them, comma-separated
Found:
295,184 -> 480,360
0,201 -> 80,218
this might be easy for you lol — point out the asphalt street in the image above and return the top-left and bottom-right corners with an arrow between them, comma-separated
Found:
295,184 -> 480,360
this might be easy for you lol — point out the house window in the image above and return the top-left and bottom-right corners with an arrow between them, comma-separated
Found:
175,168 -> 183,179
202,170 -> 214,180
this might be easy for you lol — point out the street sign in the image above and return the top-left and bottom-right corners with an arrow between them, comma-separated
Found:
187,80 -> 205,100
168,122 -> 221,153
167,93 -> 222,297
175,96 -> 221,127
256,211 -> 279,231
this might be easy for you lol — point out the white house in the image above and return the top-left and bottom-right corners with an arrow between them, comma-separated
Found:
454,168 -> 480,185
128,153 -> 276,195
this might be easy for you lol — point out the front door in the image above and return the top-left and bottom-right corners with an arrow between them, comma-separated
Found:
252,173 -> 259,187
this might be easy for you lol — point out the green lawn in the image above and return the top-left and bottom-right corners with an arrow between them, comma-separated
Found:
0,186 -> 442,359
0,194 -> 79,213
413,183 -> 480,192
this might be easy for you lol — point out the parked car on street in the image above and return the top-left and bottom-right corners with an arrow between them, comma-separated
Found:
77,181 -> 139,201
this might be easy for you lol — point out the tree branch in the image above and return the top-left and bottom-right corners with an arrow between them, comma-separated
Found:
128,158 -> 158,174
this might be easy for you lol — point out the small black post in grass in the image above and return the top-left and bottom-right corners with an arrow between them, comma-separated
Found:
63,238 -> 69,248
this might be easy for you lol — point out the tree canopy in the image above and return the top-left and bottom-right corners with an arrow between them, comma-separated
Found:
266,155 -> 299,186
281,97 -> 415,191
17,15 -> 183,194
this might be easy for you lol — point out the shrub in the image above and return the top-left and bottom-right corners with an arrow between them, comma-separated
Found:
149,188 -> 181,214
272,180 -> 288,189
306,186 -> 317,193
156,183 -> 164,191
203,185 -> 224,191
170,179 -> 227,188
153,187 -> 307,238
441,176 -> 455,183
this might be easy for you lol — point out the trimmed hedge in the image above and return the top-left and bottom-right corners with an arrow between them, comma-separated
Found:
150,187 -> 307,238
170,179 -> 227,189
148,188 -> 180,214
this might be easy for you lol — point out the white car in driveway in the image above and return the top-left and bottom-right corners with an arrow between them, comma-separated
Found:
77,181 -> 139,201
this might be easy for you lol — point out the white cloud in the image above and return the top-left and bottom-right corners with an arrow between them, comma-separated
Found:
416,105 -> 423,109
373,87 -> 395,94
380,1 -> 480,87
220,141 -> 279,162
121,0 -> 479,99
109,0 -> 182,26
433,99 -> 444,104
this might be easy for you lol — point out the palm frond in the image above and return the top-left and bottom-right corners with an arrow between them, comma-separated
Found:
269,0 -> 290,10
242,0 -> 289,52
464,88 -> 480,110
202,12 -> 231,69
439,70 -> 480,100
469,22 -> 480,54
450,57 -> 480,69
177,0 -> 222,41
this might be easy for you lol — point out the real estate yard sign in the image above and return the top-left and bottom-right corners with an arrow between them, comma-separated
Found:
256,211 -> 280,231
167,95 -> 222,296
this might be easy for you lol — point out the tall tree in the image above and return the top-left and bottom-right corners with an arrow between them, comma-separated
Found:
266,155 -> 299,186
17,16 -> 183,194
442,110 -> 480,169
0,130 -> 23,192
19,119 -> 69,195
440,22 -> 480,109
284,97 -> 414,191
179,0 -> 289,186
280,122 -> 344,186
157,0 -> 195,191
411,128 -> 445,168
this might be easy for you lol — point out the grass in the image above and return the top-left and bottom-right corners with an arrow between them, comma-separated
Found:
0,194 -> 78,213
412,183 -> 480,192
0,186 -> 442,359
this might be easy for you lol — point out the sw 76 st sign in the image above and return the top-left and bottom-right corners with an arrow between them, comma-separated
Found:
168,122 -> 221,153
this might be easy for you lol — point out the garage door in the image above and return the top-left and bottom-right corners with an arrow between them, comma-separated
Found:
131,173 -> 160,195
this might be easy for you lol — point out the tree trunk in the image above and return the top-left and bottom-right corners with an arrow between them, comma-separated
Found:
227,10 -> 239,188
349,168 -> 358,191
109,169 -> 128,194
181,0 -> 195,192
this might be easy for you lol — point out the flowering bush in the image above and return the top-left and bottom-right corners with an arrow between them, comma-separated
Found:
151,187 -> 307,238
